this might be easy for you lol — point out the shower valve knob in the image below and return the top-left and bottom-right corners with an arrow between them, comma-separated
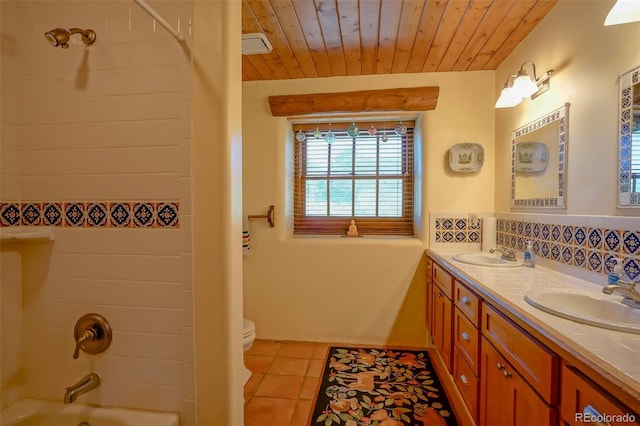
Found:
73,327 -> 97,359
72,313 -> 112,359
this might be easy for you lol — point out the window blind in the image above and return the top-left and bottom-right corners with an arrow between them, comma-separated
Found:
293,121 -> 414,236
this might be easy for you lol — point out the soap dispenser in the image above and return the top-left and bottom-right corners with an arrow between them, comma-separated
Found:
524,240 -> 535,267
608,258 -> 624,284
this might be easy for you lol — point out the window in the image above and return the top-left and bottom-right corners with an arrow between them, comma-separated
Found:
293,121 -> 414,235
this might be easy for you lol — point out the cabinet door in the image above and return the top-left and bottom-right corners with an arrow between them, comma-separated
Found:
561,365 -> 636,426
432,283 -> 453,372
480,338 -> 514,426
480,338 -> 556,426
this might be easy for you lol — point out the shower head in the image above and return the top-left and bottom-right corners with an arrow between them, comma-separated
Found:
45,28 -> 96,48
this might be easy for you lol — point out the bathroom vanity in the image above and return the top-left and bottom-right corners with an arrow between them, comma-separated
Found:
425,248 -> 640,426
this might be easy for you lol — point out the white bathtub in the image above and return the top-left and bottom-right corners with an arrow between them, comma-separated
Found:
1,399 -> 179,426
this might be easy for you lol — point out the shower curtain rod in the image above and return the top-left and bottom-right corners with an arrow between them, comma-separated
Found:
134,0 -> 185,43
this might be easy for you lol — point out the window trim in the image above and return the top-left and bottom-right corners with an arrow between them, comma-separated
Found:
293,121 -> 415,236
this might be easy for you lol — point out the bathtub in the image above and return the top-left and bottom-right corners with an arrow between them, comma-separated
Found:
1,399 -> 179,426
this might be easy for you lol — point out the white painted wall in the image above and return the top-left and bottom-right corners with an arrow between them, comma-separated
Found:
242,72 -> 495,346
494,0 -> 640,215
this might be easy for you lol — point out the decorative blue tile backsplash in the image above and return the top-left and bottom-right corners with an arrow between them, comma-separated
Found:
433,214 -> 640,281
0,201 -> 180,228
497,218 -> 640,280
434,217 -> 481,243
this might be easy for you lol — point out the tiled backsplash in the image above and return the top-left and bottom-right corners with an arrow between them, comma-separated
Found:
434,217 -> 482,243
431,212 -> 640,281
497,217 -> 640,280
0,201 -> 179,228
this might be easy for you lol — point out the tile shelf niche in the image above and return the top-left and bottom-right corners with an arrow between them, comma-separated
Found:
0,226 -> 55,242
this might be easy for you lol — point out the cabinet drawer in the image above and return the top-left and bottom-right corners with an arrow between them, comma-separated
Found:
560,365 -> 637,426
453,349 -> 479,422
482,304 -> 559,404
433,262 -> 453,298
453,308 -> 480,375
454,280 -> 481,326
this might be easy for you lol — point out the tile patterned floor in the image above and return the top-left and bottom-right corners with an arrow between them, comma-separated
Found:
243,340 -> 331,426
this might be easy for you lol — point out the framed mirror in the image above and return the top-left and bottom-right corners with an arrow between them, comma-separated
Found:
617,65 -> 640,207
511,103 -> 569,208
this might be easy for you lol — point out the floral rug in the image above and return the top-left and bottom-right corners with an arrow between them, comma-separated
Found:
310,347 -> 458,426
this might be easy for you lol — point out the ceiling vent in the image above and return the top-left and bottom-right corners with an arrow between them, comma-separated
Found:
242,33 -> 273,55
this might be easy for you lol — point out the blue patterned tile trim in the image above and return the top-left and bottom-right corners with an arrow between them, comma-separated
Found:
497,218 -> 640,281
435,217 -> 483,244
0,201 -> 180,229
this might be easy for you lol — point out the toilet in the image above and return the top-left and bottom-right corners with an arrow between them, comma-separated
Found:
242,318 -> 256,385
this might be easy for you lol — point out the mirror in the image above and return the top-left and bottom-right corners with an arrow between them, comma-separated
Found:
511,103 -> 569,208
618,65 -> 640,207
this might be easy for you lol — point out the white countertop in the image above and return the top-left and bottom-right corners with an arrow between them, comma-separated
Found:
426,247 -> 640,409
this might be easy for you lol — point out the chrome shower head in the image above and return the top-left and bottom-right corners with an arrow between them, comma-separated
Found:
45,28 -> 96,48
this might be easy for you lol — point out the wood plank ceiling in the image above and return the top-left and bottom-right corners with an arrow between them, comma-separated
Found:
242,0 -> 558,82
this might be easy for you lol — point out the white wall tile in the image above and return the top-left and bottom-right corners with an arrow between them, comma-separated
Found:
3,0 -> 194,421
111,357 -> 183,386
20,174 -> 182,200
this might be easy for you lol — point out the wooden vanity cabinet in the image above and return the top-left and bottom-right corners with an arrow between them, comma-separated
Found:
452,280 -> 482,422
426,257 -> 433,332
480,337 -> 557,426
431,261 -> 454,372
560,365 -> 637,426
426,254 -> 637,426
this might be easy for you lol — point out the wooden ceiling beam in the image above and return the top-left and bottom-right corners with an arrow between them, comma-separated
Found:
268,86 -> 439,117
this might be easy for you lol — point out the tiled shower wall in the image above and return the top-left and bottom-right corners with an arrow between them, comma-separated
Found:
431,212 -> 640,282
0,1 -> 194,424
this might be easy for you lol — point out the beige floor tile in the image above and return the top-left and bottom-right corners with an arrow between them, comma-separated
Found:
244,396 -> 296,426
306,359 -> 325,377
312,343 -> 331,359
244,373 -> 263,402
247,340 -> 282,356
299,376 -> 320,400
290,399 -> 313,426
278,341 -> 317,358
268,357 -> 310,376
244,355 -> 273,374
255,374 -> 305,399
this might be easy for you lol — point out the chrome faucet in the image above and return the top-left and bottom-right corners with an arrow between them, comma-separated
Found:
490,246 -> 517,262
63,372 -> 101,404
602,279 -> 640,308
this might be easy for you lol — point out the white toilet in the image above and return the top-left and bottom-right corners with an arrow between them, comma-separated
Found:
242,318 -> 256,385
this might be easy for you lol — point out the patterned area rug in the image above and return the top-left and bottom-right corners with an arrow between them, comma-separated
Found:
310,347 -> 458,426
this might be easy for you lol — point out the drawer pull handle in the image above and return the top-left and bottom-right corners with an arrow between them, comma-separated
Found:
496,362 -> 505,371
503,370 -> 512,379
460,374 -> 469,386
461,296 -> 471,305
436,291 -> 444,298
583,405 -> 611,426
461,332 -> 471,342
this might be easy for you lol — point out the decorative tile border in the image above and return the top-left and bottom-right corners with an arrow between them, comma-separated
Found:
618,66 -> 639,205
434,217 -> 482,244
0,201 -> 179,228
497,218 -> 640,280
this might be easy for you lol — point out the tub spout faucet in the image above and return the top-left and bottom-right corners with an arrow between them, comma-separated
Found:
490,246 -> 517,261
63,372 -> 101,404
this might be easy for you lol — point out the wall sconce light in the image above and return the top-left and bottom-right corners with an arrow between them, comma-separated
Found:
604,0 -> 640,26
495,61 -> 553,108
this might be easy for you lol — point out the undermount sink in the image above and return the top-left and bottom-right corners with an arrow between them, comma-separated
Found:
525,288 -> 640,334
453,252 -> 524,267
